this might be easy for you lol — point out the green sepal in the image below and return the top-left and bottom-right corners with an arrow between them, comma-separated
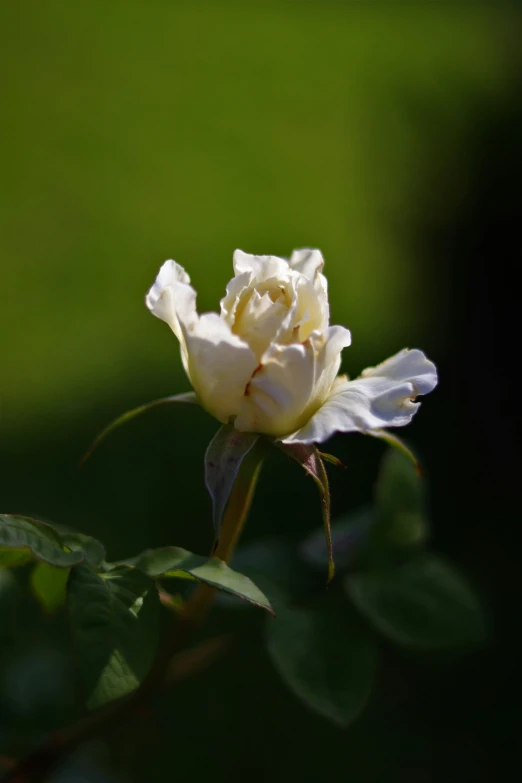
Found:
277,443 -> 335,582
366,429 -> 421,474
319,451 -> 345,468
204,424 -> 260,535
79,391 -> 199,466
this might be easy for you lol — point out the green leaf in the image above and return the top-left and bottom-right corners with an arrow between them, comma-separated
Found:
277,443 -> 334,582
79,391 -> 199,466
31,562 -> 70,613
300,506 -> 375,572
0,515 -> 85,568
0,547 -> 33,567
373,449 -> 429,548
133,546 -> 274,614
67,564 -> 161,709
204,424 -> 260,534
219,538 -> 313,612
0,568 -> 23,644
53,528 -> 106,569
266,599 -> 377,726
346,555 -> 487,649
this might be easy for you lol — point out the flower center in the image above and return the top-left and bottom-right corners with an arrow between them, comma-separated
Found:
232,279 -> 292,359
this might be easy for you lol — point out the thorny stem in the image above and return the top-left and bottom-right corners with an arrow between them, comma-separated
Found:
1,449 -> 264,783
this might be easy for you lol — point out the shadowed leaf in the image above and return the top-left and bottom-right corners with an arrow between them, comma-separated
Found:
132,546 -> 274,614
218,538 -> 312,612
67,564 -> 161,709
53,528 -> 106,570
0,515 -> 84,568
373,449 -> 428,548
346,555 -> 487,649
301,506 -> 375,571
266,599 -> 377,726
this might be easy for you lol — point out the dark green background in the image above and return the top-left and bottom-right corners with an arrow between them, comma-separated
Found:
1,2 -> 520,781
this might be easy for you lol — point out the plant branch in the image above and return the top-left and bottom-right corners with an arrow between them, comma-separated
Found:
1,447 -> 264,783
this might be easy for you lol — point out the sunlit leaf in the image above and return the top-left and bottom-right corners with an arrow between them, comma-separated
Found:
31,562 -> 70,613
266,599 -> 377,726
79,391 -> 199,466
133,546 -> 273,614
346,555 -> 487,649
0,547 -> 33,568
277,443 -> 334,582
0,515 -> 84,568
204,424 -> 260,535
67,564 -> 161,709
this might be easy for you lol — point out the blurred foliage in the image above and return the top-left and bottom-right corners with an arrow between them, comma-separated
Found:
0,448 -> 487,767
1,0 -> 518,429
1,1 -> 521,781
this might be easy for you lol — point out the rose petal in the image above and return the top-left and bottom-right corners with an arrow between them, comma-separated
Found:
145,260 -> 196,347
235,342 -> 317,437
146,260 -> 258,423
219,270 -> 252,325
289,248 -> 325,280
235,324 -> 351,438
233,250 -> 290,282
284,349 -> 437,444
183,314 -> 258,424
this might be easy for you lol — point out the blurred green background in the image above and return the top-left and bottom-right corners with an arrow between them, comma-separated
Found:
1,2 -> 521,781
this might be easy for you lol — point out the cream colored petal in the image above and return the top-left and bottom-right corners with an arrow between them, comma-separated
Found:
289,275 -> 330,341
264,274 -> 319,347
185,313 -> 258,424
290,249 -> 330,324
232,290 -> 288,360
234,342 -> 317,437
146,260 -> 258,423
233,249 -> 290,282
219,270 -> 252,325
289,248 -> 325,280
145,260 -> 196,347
284,348 -> 437,444
359,348 -> 438,396
312,325 -> 352,399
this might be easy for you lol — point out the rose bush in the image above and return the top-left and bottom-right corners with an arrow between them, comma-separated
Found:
146,249 -> 437,442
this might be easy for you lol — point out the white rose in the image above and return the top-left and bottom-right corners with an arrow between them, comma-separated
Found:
146,249 -> 437,443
